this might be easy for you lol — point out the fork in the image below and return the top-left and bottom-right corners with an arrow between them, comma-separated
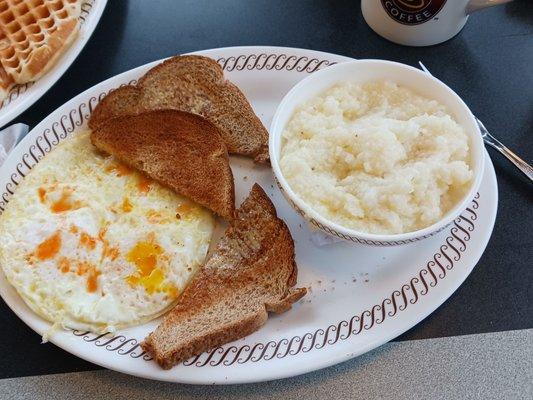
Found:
419,62 -> 533,183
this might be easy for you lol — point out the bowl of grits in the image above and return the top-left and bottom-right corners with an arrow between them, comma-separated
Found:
269,60 -> 485,246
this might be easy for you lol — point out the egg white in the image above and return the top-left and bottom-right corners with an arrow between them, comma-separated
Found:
0,131 -> 214,333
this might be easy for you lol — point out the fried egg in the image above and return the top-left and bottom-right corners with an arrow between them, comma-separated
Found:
0,131 -> 214,333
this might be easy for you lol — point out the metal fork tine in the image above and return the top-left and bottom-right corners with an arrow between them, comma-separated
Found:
418,61 -> 431,76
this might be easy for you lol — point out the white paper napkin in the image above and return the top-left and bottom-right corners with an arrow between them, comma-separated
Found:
0,123 -> 28,166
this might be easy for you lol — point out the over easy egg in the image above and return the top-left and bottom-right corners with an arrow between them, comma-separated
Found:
0,132 -> 214,333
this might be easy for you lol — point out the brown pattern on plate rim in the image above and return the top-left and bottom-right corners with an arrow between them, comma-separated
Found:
79,0 -> 95,23
71,330 -> 152,361
217,53 -> 337,73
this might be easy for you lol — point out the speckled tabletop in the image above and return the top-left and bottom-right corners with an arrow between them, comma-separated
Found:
0,0 -> 532,398
1,329 -> 532,399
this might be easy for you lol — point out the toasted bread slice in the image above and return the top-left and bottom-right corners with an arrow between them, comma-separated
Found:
90,110 -> 235,219
89,55 -> 269,163
89,85 -> 141,128
141,184 -> 306,369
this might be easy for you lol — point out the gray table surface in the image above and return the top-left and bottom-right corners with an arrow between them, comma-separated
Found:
1,329 -> 532,399
1,0 -> 532,398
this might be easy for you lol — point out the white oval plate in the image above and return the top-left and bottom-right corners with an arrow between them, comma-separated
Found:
0,0 -> 108,128
0,46 -> 498,384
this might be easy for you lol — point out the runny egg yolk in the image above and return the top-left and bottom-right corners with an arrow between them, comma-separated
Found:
35,232 -> 62,260
126,242 -> 161,276
125,241 -> 177,296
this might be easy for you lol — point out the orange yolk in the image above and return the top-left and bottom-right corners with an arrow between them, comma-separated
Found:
69,225 -> 79,234
76,261 -> 100,293
126,241 -> 161,276
177,203 -> 195,215
76,261 -> 91,275
106,162 -> 133,176
104,246 -> 120,261
87,268 -> 100,293
35,232 -> 61,260
125,241 -> 176,296
98,227 -> 120,261
38,187 -> 46,202
137,175 -> 152,194
50,190 -> 82,213
98,227 -> 108,241
126,269 -> 178,297
79,232 -> 96,250
122,198 -> 133,213
58,257 -> 70,273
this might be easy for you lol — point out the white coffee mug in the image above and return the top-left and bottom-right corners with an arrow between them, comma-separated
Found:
361,0 -> 513,47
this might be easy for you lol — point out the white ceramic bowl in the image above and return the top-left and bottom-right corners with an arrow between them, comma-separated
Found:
269,59 -> 485,246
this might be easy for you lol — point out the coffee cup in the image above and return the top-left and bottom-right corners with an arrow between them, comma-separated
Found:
361,0 -> 512,47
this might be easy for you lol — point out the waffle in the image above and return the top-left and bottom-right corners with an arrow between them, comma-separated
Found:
0,64 -> 13,104
0,0 -> 82,85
